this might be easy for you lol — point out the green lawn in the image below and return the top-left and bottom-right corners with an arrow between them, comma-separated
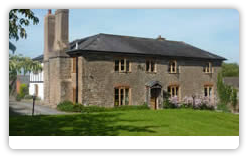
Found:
9,109 -> 239,136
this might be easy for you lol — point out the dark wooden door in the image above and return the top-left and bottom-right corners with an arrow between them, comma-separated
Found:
150,97 -> 156,110
150,88 -> 158,110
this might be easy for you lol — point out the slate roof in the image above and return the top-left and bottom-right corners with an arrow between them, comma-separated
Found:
9,41 -> 16,53
223,77 -> 239,89
33,33 -> 226,61
67,33 -> 226,60
32,54 -> 44,62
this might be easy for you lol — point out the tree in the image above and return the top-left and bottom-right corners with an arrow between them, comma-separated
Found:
9,9 -> 42,96
221,62 -> 239,77
9,54 -> 43,96
9,54 -> 42,79
217,73 -> 238,112
9,9 -> 39,41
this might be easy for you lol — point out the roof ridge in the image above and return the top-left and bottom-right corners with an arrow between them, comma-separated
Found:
99,33 -> 161,41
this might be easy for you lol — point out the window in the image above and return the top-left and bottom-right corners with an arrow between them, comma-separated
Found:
114,58 -> 131,72
204,86 -> 213,98
168,86 -> 179,97
146,60 -> 156,72
169,60 -> 177,73
204,62 -> 213,73
146,61 -> 150,71
126,60 -> 130,72
114,87 -> 130,106
121,59 -> 125,71
115,60 -> 119,71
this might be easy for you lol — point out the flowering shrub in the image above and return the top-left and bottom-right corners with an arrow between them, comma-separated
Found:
164,95 -> 215,111
163,96 -> 180,109
169,96 -> 180,107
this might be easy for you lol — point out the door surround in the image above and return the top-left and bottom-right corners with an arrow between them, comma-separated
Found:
145,80 -> 163,109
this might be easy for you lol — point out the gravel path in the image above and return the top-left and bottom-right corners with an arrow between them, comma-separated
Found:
9,100 -> 69,116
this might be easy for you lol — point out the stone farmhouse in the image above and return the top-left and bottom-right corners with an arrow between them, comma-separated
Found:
41,9 -> 226,109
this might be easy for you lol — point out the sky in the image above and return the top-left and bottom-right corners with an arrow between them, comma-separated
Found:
10,9 -> 239,63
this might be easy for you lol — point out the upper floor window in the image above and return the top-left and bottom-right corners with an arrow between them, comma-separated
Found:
115,58 -> 131,72
146,60 -> 156,72
169,60 -> 177,73
204,62 -> 213,73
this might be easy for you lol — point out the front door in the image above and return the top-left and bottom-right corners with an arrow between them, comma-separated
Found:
150,88 -> 160,110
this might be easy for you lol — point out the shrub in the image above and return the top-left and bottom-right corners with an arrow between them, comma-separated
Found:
19,83 -> 28,99
15,94 -> 22,101
164,96 -> 215,111
163,99 -> 177,109
181,97 -> 193,109
163,96 -> 181,109
24,95 -> 34,100
73,103 -> 83,112
217,103 -> 230,112
217,73 -> 238,112
231,88 -> 238,110
9,85 -> 12,95
57,101 -> 74,112
57,101 -> 150,113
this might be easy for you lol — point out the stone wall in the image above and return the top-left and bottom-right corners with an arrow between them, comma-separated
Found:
47,57 -> 72,107
77,52 -> 222,107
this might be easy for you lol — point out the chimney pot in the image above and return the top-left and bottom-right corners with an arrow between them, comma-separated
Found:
156,35 -> 166,41
48,9 -> 52,14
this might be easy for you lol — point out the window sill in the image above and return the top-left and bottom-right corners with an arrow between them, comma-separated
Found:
169,72 -> 179,74
115,71 -> 132,73
145,71 -> 157,74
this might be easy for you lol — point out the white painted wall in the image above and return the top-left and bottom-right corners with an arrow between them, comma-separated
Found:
29,63 -> 44,100
29,82 -> 44,100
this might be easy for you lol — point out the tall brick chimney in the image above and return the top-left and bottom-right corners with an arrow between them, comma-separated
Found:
43,9 -> 55,61
156,35 -> 166,41
53,9 -> 69,53
43,9 -> 72,107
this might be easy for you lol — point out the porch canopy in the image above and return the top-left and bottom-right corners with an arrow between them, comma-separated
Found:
145,80 -> 162,89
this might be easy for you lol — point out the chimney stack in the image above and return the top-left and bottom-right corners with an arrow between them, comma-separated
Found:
43,9 -> 55,61
156,35 -> 166,41
53,9 -> 69,52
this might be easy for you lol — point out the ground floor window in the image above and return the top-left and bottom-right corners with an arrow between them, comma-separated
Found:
114,87 -> 130,106
168,86 -> 179,97
204,86 -> 213,97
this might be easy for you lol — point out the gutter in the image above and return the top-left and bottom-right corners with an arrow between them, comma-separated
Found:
65,49 -> 226,61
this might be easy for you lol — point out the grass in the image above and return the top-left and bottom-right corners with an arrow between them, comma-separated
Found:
9,109 -> 239,136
